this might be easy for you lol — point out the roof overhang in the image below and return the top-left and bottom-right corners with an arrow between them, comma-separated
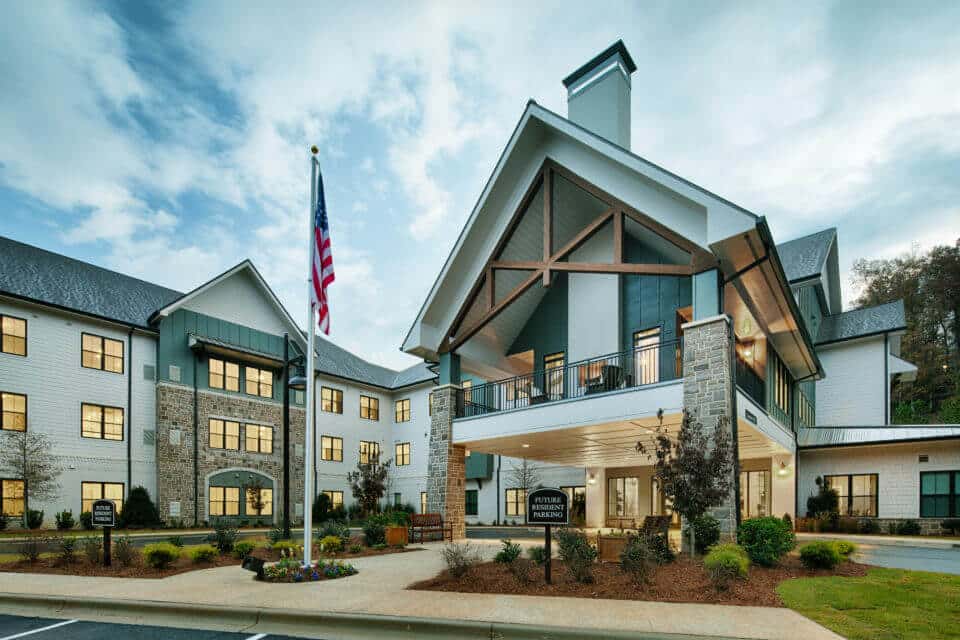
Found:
188,334 -> 285,369
889,353 -> 918,382
711,218 -> 823,381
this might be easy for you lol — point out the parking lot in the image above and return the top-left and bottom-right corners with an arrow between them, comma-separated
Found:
0,615 -> 315,640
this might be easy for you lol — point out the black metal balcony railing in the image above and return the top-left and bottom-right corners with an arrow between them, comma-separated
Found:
736,356 -> 765,408
455,339 -> 683,419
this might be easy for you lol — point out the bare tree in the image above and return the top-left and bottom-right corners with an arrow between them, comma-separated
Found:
509,458 -> 542,494
0,431 -> 62,527
243,478 -> 267,517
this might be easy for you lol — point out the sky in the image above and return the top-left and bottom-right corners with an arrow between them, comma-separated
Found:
1,1 -> 959,371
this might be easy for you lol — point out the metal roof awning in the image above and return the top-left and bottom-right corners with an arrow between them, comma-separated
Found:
710,219 -> 823,381
798,425 -> 960,448
188,334 -> 284,368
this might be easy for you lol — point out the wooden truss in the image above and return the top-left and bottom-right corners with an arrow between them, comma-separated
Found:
441,158 -> 715,353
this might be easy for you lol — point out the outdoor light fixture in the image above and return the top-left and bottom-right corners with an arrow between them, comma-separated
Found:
587,473 -> 597,485
288,375 -> 307,391
522,443 -> 530,448
777,461 -> 790,477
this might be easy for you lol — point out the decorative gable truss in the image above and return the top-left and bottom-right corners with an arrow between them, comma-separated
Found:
442,159 -> 716,352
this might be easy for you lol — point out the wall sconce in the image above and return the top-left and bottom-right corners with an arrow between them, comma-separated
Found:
777,461 -> 791,477
587,473 -> 597,485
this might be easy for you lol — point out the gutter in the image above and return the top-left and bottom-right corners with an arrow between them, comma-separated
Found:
126,327 -> 134,493
193,352 -> 200,526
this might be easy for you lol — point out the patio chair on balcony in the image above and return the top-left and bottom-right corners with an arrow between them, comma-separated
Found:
586,364 -> 623,395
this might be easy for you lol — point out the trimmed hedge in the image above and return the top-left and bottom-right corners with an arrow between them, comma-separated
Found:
704,543 -> 750,590
799,541 -> 841,569
189,544 -> 218,563
144,542 -> 181,569
737,516 -> 796,566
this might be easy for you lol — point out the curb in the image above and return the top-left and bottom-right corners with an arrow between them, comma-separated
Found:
795,533 -> 960,551
0,593 -> 734,640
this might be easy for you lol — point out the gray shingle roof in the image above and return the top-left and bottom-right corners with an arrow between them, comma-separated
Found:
775,227 -> 836,283
314,336 -> 435,390
798,425 -> 960,448
816,300 -> 906,344
0,235 -> 183,328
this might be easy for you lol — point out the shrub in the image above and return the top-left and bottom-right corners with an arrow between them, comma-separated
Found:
832,540 -> 857,558
208,520 -> 239,553
896,520 -> 922,536
349,544 -> 362,554
19,535 -> 48,563
893,399 -> 928,424
144,542 -> 181,570
494,539 -> 522,564
858,518 -> 881,534
0,514 -> 6,531
118,487 -> 160,528
645,533 -> 676,564
799,541 -> 841,569
363,514 -> 388,547
441,542 -> 480,578
55,510 -> 75,530
79,511 -> 94,531
318,519 -> 351,547
737,517 -> 795,566
166,535 -> 184,548
939,396 -> 960,424
232,541 -> 256,559
386,509 -> 411,527
268,522 -> 288,545
189,544 -> 218,563
113,536 -> 137,567
704,544 -> 750,590
509,557 -> 536,583
79,536 -> 100,564
373,543 -> 387,551
685,515 -> 720,554
527,545 -> 548,566
620,536 -> 660,585
837,517 -> 859,534
554,528 -> 597,584
806,477 -> 839,521
782,513 -> 793,529
272,540 -> 300,555
313,493 -> 332,522
319,535 -> 343,553
55,536 -> 77,565
26,509 -> 44,529
941,518 -> 960,535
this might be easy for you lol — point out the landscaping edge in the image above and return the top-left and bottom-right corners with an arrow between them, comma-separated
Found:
0,592 -> 738,640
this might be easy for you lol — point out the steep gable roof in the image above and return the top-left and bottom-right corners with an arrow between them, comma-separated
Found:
776,227 -> 836,283
816,300 -> 906,345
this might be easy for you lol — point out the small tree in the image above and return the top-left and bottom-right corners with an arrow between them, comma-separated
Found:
346,458 -> 392,516
243,478 -> 267,519
118,486 -> 160,529
637,409 -> 735,555
0,431 -> 61,528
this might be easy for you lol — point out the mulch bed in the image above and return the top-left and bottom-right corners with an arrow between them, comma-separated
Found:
0,553 -> 240,579
409,554 -> 868,607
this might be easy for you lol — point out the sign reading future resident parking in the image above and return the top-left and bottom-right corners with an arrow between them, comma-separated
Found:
91,499 -> 116,528
526,487 -> 568,526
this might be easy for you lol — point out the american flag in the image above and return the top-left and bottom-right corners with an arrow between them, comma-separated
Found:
311,170 -> 335,334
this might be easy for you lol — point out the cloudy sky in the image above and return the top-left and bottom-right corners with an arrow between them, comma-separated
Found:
1,1 -> 958,370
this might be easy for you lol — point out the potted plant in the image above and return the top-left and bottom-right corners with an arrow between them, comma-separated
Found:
597,530 -> 630,562
384,510 -> 409,546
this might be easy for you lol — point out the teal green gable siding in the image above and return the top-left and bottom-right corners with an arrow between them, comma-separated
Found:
507,272 -> 568,367
796,285 -> 823,343
465,452 -> 494,480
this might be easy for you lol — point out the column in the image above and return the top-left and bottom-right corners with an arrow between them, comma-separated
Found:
427,384 -> 466,539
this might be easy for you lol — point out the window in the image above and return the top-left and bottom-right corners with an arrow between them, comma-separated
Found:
544,352 -> 565,400
920,471 -> 959,518
826,474 -> 879,517
81,333 -> 124,373
209,419 -> 240,450
420,491 -> 428,514
321,387 -> 343,413
245,424 -> 273,454
633,328 -> 661,385
461,381 -> 472,406
321,436 -> 343,462
0,315 -> 26,356
607,476 -> 640,518
81,481 -> 124,514
359,440 -> 380,464
395,442 -> 410,466
245,366 -> 273,398
81,403 -> 123,440
428,392 -> 433,417
246,487 -> 273,516
740,470 -> 772,519
360,395 -> 379,420
209,358 -> 239,392
1,392 -> 26,432
465,489 -> 478,516
394,492 -> 402,507
505,488 -> 526,517
772,354 -> 792,415
395,398 -> 411,423
1,479 -> 25,516
797,391 -> 815,428
209,486 -> 240,516
322,490 -> 344,510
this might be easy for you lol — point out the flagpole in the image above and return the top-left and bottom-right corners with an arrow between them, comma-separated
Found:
303,147 -> 319,567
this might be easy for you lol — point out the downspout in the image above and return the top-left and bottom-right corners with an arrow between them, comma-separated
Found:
193,351 -> 199,526
126,327 -> 134,493
282,333 -> 290,537
496,454 -> 502,525
884,333 -> 889,425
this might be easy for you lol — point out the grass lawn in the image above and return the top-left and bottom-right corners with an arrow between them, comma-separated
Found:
778,567 -> 960,640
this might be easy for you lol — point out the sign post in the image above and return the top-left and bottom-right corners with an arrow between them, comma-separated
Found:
91,499 -> 116,567
526,488 -> 568,584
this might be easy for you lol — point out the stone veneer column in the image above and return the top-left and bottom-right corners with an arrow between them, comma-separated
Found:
681,314 -> 740,542
427,384 -> 465,539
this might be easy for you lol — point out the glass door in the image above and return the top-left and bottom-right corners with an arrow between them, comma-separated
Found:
739,470 -> 771,519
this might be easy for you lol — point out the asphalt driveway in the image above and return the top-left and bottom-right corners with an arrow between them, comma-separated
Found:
853,542 -> 960,575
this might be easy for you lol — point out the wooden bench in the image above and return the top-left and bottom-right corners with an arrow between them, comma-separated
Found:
410,513 -> 453,543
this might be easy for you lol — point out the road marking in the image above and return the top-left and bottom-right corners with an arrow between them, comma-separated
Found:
0,619 -> 78,640
244,634 -> 268,640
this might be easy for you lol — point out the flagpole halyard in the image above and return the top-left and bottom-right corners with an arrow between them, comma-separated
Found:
303,151 -> 318,567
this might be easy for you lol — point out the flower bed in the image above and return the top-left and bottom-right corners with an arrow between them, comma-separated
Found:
260,556 -> 357,583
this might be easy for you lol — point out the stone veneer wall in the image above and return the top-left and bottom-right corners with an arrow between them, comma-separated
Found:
426,384 -> 466,538
681,315 -> 740,541
156,381 -> 306,524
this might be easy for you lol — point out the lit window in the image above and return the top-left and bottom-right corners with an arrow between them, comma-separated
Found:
461,380 -> 473,404
246,487 -> 273,516
360,395 -> 379,420
321,435 -> 343,462
359,440 -> 380,464
323,490 -> 344,510
826,474 -> 878,517
321,387 -> 343,413
245,366 -> 273,398
395,398 -> 411,423
245,424 -> 273,454
209,358 -> 240,392
209,486 -> 240,516
81,404 -> 123,440
420,491 -> 427,514
1,479 -> 25,516
772,355 -> 792,415
0,315 -> 26,356
1,392 -> 26,432
544,353 -> 564,399
505,488 -> 526,517
633,328 -> 661,385
81,333 -> 124,373
395,442 -> 411,466
209,419 -> 240,450
607,476 -> 640,517
81,481 -> 124,514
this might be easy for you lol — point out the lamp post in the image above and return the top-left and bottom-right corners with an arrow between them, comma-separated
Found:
282,333 -> 306,540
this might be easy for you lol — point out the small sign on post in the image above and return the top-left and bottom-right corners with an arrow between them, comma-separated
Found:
526,487 -> 569,584
91,499 -> 116,567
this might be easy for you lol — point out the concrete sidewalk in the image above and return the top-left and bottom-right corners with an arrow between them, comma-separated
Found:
0,541 -> 842,640
797,531 -> 960,550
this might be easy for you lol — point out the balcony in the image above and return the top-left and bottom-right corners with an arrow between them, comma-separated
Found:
736,355 -> 765,408
455,339 -> 682,419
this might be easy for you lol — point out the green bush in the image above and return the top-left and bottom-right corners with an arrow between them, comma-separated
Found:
55,510 -> 75,530
317,519 -> 351,547
806,477 -> 840,522
79,512 -> 94,531
144,542 -> 181,569
799,541 -> 841,569
166,535 -> 184,548
896,520 -> 922,536
232,541 -> 256,559
118,487 -> 160,528
938,396 -> 960,424
372,543 -> 387,551
645,533 -> 675,563
319,535 -> 343,553
684,515 -> 720,554
441,542 -> 480,578
54,536 -> 76,565
527,545 -> 548,566
893,399 -> 928,424
363,514 -> 388,547
79,536 -> 100,564
26,509 -> 43,529
620,536 -> 660,585
113,536 -> 137,567
208,520 -> 239,553
554,528 -> 597,584
313,492 -> 333,522
349,544 -> 362,554
272,540 -> 300,555
189,544 -> 218,563
268,522 -> 288,545
494,539 -> 522,564
0,514 -> 6,531
858,518 -> 881,534
737,517 -> 796,566
832,540 -> 857,558
704,544 -> 750,590
941,518 -> 960,535
19,535 -> 48,563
